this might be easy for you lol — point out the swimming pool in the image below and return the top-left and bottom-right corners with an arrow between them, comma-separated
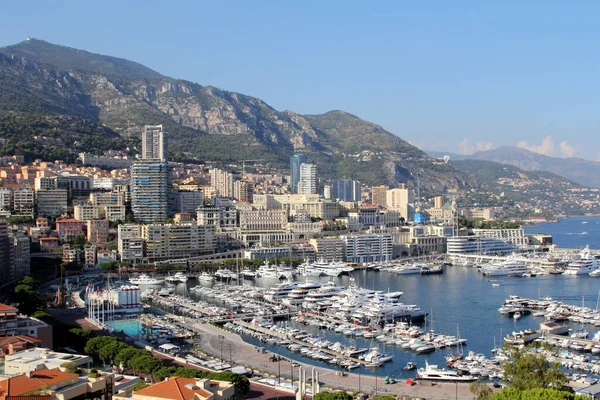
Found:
106,319 -> 150,337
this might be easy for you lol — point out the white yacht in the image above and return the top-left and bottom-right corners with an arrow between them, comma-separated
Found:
256,261 -> 294,280
282,282 -> 322,306
395,264 -> 421,275
301,282 -> 344,309
480,260 -> 529,276
304,258 -> 345,277
165,271 -> 188,283
129,273 -> 163,285
198,272 -> 214,282
417,361 -> 478,382
565,246 -> 600,275
263,282 -> 298,303
241,268 -> 257,279
214,269 -> 238,281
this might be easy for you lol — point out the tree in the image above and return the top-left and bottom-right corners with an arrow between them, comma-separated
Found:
470,380 -> 493,400
115,346 -> 144,369
313,392 -> 353,400
491,387 -> 588,400
503,349 -> 566,391
131,382 -> 150,392
84,336 -> 118,358
371,396 -> 397,400
153,366 -> 178,382
98,341 -> 129,364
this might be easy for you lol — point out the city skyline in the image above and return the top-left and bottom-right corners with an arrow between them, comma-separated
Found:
1,2 -> 600,160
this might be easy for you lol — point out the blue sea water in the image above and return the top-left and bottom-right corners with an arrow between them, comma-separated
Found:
525,215 -> 600,250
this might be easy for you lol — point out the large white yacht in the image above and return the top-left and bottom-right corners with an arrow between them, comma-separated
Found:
565,246 -> 600,275
301,282 -> 344,309
129,273 -> 163,285
263,282 -> 298,302
417,361 -> 478,382
281,282 -> 322,306
394,264 -> 422,275
165,271 -> 188,283
304,259 -> 345,277
480,260 -> 529,276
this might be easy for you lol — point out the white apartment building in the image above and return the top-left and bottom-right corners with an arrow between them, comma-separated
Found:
298,163 -> 317,194
309,237 -> 345,262
74,204 -> 125,222
239,210 -> 288,231
90,192 -> 125,206
84,244 -> 97,267
0,188 -> 12,212
343,234 -> 393,263
141,124 -> 167,161
12,188 -> 35,217
118,225 -> 144,263
210,168 -> 234,198
234,180 -> 253,202
471,228 -> 529,248
142,224 -> 216,261
386,188 -> 414,221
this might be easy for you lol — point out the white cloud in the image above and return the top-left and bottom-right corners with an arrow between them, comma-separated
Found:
559,141 -> 577,157
516,135 -> 578,158
457,138 -> 494,155
516,136 -> 556,156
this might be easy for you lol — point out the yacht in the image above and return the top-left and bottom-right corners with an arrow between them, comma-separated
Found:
241,268 -> 257,279
263,282 -> 298,302
214,269 -> 238,281
301,282 -> 345,310
282,282 -> 322,306
305,258 -> 345,277
198,272 -> 214,282
417,361 -> 478,382
564,246 -> 600,275
480,260 -> 529,276
165,271 -> 188,283
129,273 -> 163,285
256,261 -> 294,280
395,264 -> 421,275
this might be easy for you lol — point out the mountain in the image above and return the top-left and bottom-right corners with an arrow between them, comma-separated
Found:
0,38 -> 475,191
430,146 -> 600,188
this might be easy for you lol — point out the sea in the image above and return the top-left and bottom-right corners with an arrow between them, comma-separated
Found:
173,216 -> 600,378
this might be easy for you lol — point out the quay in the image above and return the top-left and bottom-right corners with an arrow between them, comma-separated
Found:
451,253 -> 565,272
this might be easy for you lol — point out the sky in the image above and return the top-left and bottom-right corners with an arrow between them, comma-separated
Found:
1,1 -> 600,160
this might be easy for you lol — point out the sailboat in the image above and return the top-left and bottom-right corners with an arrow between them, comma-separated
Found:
445,325 -> 464,364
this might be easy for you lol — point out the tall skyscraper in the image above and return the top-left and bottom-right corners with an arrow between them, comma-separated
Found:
371,185 -> 389,206
331,180 -> 362,202
290,153 -> 306,193
142,125 -> 167,161
132,125 -> 170,223
298,163 -> 317,195
210,168 -> 234,198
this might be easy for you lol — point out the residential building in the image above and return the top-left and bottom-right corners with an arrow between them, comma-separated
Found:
385,188 -> 414,221
113,376 -> 234,400
62,244 -> 81,265
90,192 -> 125,206
36,188 -> 68,218
331,180 -> 361,202
298,163 -> 316,195
196,206 -> 237,230
210,168 -> 234,198
234,180 -> 253,203
80,152 -> 133,168
342,234 -> 393,263
12,188 -> 35,217
173,212 -> 193,223
0,335 -> 40,357
434,196 -> 445,209
0,188 -> 12,212
87,219 -> 109,247
10,232 -> 30,281
97,250 -> 117,267
39,237 -> 59,253
55,219 -> 83,242
309,238 -> 345,262
131,160 -> 170,224
460,207 -> 495,221
290,153 -> 306,194
471,228 -> 529,248
170,190 -> 204,214
0,222 -> 10,282
371,185 -> 389,206
84,244 -> 97,268
141,124 -> 167,161
142,224 -> 215,261
0,304 -> 53,348
118,225 -> 144,263
4,348 -> 90,373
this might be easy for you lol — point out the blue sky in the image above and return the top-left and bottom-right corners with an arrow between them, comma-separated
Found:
2,1 -> 599,160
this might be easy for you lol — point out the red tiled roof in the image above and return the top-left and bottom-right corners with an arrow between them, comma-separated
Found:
39,237 -> 59,241
0,368 -> 78,397
0,304 -> 18,312
56,219 -> 83,223
0,335 -> 41,347
134,377 -> 213,400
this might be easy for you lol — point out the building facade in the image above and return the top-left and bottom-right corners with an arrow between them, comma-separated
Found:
290,153 -> 307,194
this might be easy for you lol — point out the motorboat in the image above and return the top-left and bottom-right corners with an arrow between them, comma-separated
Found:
403,361 -> 417,371
395,264 -> 421,275
241,268 -> 257,279
165,271 -> 188,283
417,361 -> 478,382
513,311 -> 522,320
256,261 -> 294,280
129,273 -> 163,285
420,264 -> 444,275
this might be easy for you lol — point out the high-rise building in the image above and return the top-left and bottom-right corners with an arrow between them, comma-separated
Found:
141,125 -> 167,161
331,180 -> 361,202
0,221 -> 10,282
371,185 -> 389,206
290,154 -> 306,194
298,163 -> 317,195
386,188 -> 414,221
36,188 -> 68,218
434,196 -> 445,209
131,160 -> 170,224
234,180 -> 253,202
210,168 -> 234,198
10,232 -> 30,281
87,219 -> 109,247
